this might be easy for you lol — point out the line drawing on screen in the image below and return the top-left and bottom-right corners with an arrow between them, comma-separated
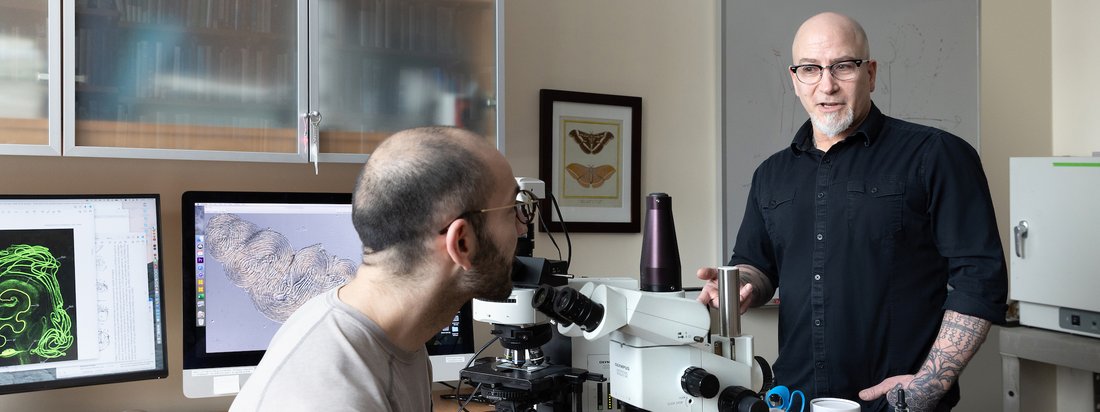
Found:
202,213 -> 357,352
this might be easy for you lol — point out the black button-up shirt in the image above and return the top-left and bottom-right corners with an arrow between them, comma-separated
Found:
728,103 -> 1007,411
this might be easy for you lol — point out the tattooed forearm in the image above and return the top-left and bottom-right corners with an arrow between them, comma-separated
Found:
735,265 -> 774,307
895,310 -> 992,411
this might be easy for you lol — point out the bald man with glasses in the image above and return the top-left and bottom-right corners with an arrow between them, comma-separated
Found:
232,127 -> 527,411
697,12 -> 1007,412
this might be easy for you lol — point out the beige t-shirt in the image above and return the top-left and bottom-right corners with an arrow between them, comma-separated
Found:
230,288 -> 431,412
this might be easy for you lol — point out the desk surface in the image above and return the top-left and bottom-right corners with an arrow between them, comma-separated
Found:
999,325 -> 1100,372
999,325 -> 1100,412
432,389 -> 494,412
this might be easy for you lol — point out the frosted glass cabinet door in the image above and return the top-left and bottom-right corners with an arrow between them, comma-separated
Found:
0,1 -> 58,154
310,0 -> 496,159
69,1 -> 302,160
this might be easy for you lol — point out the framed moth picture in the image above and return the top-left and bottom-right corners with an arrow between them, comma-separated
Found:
538,89 -> 642,233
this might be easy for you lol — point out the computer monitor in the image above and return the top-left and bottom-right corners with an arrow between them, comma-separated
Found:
180,191 -> 474,399
0,194 -> 167,394
427,301 -> 475,383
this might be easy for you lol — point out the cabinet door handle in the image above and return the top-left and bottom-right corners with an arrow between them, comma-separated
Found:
304,111 -> 322,174
1013,220 -> 1029,258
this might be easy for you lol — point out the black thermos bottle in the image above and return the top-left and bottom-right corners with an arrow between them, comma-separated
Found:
639,192 -> 682,292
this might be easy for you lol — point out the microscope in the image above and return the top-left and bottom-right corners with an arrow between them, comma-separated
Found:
459,178 -> 605,412
532,193 -> 771,412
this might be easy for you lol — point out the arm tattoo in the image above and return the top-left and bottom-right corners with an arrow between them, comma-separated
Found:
735,265 -> 774,307
900,310 -> 992,411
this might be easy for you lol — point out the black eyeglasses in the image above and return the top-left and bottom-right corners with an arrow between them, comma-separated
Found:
437,190 -> 539,235
789,59 -> 871,84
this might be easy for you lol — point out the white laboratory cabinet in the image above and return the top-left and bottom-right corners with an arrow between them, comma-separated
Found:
1009,157 -> 1100,338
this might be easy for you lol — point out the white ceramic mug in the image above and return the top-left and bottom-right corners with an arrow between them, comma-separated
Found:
810,397 -> 861,412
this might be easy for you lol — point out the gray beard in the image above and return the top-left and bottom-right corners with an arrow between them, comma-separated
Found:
811,105 -> 854,138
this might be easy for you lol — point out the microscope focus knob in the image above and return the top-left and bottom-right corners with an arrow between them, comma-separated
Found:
680,367 -> 720,398
717,386 -> 767,412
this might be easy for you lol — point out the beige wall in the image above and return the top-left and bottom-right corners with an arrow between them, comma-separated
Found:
0,0 -> 1074,411
505,0 -> 722,277
1053,0 -> 1100,156
978,1 -> 1053,410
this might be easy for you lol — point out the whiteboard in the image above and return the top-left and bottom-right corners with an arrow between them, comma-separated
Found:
719,0 -> 980,257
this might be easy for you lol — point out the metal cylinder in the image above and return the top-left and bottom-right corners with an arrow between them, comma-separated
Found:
717,266 -> 741,337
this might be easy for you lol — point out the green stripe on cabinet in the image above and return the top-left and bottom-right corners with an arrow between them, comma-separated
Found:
1052,162 -> 1100,167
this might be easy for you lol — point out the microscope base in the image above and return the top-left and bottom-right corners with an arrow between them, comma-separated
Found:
460,360 -> 603,411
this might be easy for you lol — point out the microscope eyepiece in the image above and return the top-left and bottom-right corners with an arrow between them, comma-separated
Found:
550,287 -> 604,332
531,285 -> 573,326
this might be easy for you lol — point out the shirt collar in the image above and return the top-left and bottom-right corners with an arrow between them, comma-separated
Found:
789,102 -> 885,154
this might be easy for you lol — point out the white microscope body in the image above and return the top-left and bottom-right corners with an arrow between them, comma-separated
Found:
545,272 -> 766,412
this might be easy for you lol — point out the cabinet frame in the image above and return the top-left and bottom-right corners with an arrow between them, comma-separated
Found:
43,0 -> 502,164
0,1 -> 62,156
61,0 -> 310,163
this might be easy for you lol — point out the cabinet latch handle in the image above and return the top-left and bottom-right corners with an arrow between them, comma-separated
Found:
1013,220 -> 1029,258
304,111 -> 322,174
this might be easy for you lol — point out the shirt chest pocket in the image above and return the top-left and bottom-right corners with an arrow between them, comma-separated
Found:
846,179 -> 905,241
760,191 -> 796,246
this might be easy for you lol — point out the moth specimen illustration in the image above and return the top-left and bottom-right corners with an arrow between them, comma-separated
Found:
568,130 -> 615,154
565,163 -> 617,188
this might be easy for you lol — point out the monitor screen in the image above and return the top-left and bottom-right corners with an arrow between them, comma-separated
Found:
0,194 -> 167,395
180,191 -> 474,399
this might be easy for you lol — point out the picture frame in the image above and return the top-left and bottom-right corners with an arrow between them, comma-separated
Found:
538,89 -> 642,233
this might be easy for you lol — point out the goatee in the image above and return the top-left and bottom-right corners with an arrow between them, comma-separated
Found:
811,105 -> 854,138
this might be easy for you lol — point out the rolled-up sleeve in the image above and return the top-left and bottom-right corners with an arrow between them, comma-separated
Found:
923,133 -> 1008,323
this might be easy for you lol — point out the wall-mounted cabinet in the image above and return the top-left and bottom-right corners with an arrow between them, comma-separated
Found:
0,0 -> 498,166
310,0 -> 498,162
0,1 -> 60,155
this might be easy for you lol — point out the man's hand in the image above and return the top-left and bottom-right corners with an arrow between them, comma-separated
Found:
859,374 -> 941,412
860,310 -> 992,412
695,267 -> 754,314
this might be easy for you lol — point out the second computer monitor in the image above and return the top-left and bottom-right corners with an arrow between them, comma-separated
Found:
0,194 -> 168,395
